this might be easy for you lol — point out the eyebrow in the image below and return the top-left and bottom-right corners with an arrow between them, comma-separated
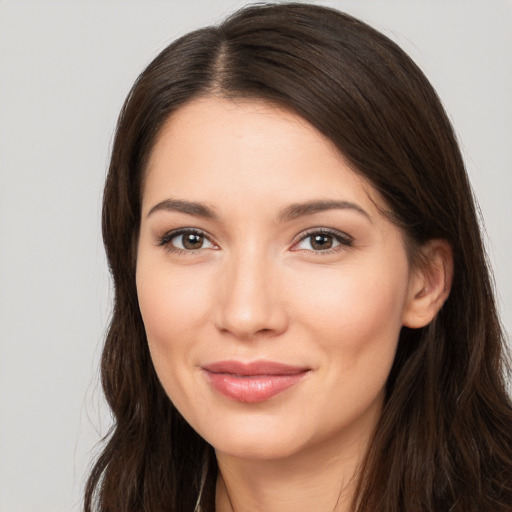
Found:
146,199 -> 218,219
277,200 -> 371,223
146,198 -> 370,222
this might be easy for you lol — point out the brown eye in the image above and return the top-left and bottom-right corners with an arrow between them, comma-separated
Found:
159,229 -> 216,252
293,229 -> 353,252
181,232 -> 205,249
310,234 -> 334,250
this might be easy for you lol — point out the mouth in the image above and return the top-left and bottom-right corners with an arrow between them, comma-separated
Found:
201,360 -> 311,403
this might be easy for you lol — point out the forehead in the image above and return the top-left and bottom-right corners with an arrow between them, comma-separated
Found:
143,96 -> 382,217
147,96 -> 344,168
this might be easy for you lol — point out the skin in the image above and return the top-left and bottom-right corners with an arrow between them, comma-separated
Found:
136,97 -> 451,512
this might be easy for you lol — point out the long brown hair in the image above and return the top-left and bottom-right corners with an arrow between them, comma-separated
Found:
85,3 -> 512,511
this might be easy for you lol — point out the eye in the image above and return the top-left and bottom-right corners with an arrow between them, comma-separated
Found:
292,229 -> 353,252
158,229 -> 216,253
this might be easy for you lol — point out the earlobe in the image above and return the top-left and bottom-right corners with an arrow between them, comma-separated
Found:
402,239 -> 453,329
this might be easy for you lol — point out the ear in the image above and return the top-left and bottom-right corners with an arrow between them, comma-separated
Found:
402,239 -> 453,329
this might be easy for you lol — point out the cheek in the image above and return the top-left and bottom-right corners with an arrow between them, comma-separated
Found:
136,263 -> 211,344
292,258 -> 408,336
289,258 -> 408,389
135,262 -> 213,405
282,259 -> 408,434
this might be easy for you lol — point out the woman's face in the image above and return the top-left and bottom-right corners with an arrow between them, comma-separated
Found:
136,97 -> 419,461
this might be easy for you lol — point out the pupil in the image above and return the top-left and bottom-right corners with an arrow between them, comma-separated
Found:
312,234 -> 333,250
183,233 -> 203,249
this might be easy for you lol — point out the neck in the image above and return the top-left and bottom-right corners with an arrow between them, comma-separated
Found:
214,425 -> 373,512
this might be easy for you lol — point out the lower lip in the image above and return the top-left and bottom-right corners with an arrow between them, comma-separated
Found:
203,371 -> 309,403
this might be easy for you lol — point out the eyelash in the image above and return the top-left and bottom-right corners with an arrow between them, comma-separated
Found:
291,228 -> 353,254
156,228 -> 216,256
156,227 -> 353,255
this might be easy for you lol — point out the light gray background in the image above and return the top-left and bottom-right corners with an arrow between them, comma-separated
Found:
0,1 -> 510,511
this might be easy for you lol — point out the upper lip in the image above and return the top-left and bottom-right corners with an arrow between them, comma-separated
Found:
202,360 -> 310,376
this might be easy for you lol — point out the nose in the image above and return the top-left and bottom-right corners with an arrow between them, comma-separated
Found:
214,248 -> 289,341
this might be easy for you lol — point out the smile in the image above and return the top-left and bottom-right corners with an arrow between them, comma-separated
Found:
201,360 -> 311,403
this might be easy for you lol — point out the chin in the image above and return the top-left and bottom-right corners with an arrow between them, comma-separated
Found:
212,431 -> 309,461
190,408 -> 311,461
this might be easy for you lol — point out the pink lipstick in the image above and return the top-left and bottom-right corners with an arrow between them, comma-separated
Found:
201,360 -> 310,403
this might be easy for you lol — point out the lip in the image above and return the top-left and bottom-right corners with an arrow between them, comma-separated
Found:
201,360 -> 310,403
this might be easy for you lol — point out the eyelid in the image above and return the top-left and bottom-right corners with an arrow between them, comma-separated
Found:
156,227 -> 218,253
155,226 -> 353,255
290,227 -> 353,252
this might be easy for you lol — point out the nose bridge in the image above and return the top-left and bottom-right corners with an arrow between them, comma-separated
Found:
215,242 -> 287,339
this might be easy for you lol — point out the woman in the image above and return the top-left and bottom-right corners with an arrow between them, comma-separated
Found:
85,3 -> 512,511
